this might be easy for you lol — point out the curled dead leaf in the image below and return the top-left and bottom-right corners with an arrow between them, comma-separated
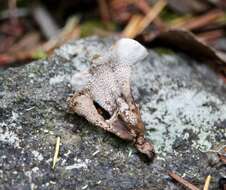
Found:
143,29 -> 226,68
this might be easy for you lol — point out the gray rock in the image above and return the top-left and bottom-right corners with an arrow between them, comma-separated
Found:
0,36 -> 225,190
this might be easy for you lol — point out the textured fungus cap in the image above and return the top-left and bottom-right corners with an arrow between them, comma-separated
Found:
113,38 -> 148,65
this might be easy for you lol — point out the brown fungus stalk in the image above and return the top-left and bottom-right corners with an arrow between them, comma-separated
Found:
68,38 -> 155,159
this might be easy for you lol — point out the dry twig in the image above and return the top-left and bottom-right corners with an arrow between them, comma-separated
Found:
98,0 -> 110,21
8,32 -> 41,52
197,30 -> 224,44
171,9 -> 224,31
0,16 -> 80,66
42,16 -> 80,53
8,0 -> 17,22
219,155 -> 226,164
32,5 -> 59,39
169,172 -> 200,190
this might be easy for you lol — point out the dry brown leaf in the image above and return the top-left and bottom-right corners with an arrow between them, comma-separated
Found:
145,29 -> 226,67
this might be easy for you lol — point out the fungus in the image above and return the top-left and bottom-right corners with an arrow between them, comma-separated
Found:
68,38 -> 155,159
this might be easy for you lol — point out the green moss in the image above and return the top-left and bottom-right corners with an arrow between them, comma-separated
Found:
154,47 -> 175,55
160,8 -> 181,22
80,20 -> 116,37
15,94 -> 24,102
45,119 -> 55,130
28,65 -> 43,75
32,49 -> 48,60
92,54 -> 101,60
17,0 -> 29,7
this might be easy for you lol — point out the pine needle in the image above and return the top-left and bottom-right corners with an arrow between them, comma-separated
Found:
203,175 -> 211,190
52,136 -> 60,169
122,14 -> 143,38
122,0 -> 167,38
135,0 -> 167,36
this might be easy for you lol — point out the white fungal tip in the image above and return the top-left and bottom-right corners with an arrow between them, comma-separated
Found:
114,38 -> 148,65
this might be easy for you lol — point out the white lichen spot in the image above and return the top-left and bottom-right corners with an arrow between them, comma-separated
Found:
11,111 -> 19,121
92,149 -> 100,156
65,158 -> 90,170
0,122 -> 6,128
64,150 -> 71,157
55,43 -> 78,60
49,75 -> 65,85
0,127 -> 20,147
28,73 -> 36,78
32,167 -> 39,173
65,162 -> 87,170
24,170 -> 37,190
81,185 -> 88,190
32,150 -> 44,161
70,71 -> 90,91
97,180 -> 102,184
